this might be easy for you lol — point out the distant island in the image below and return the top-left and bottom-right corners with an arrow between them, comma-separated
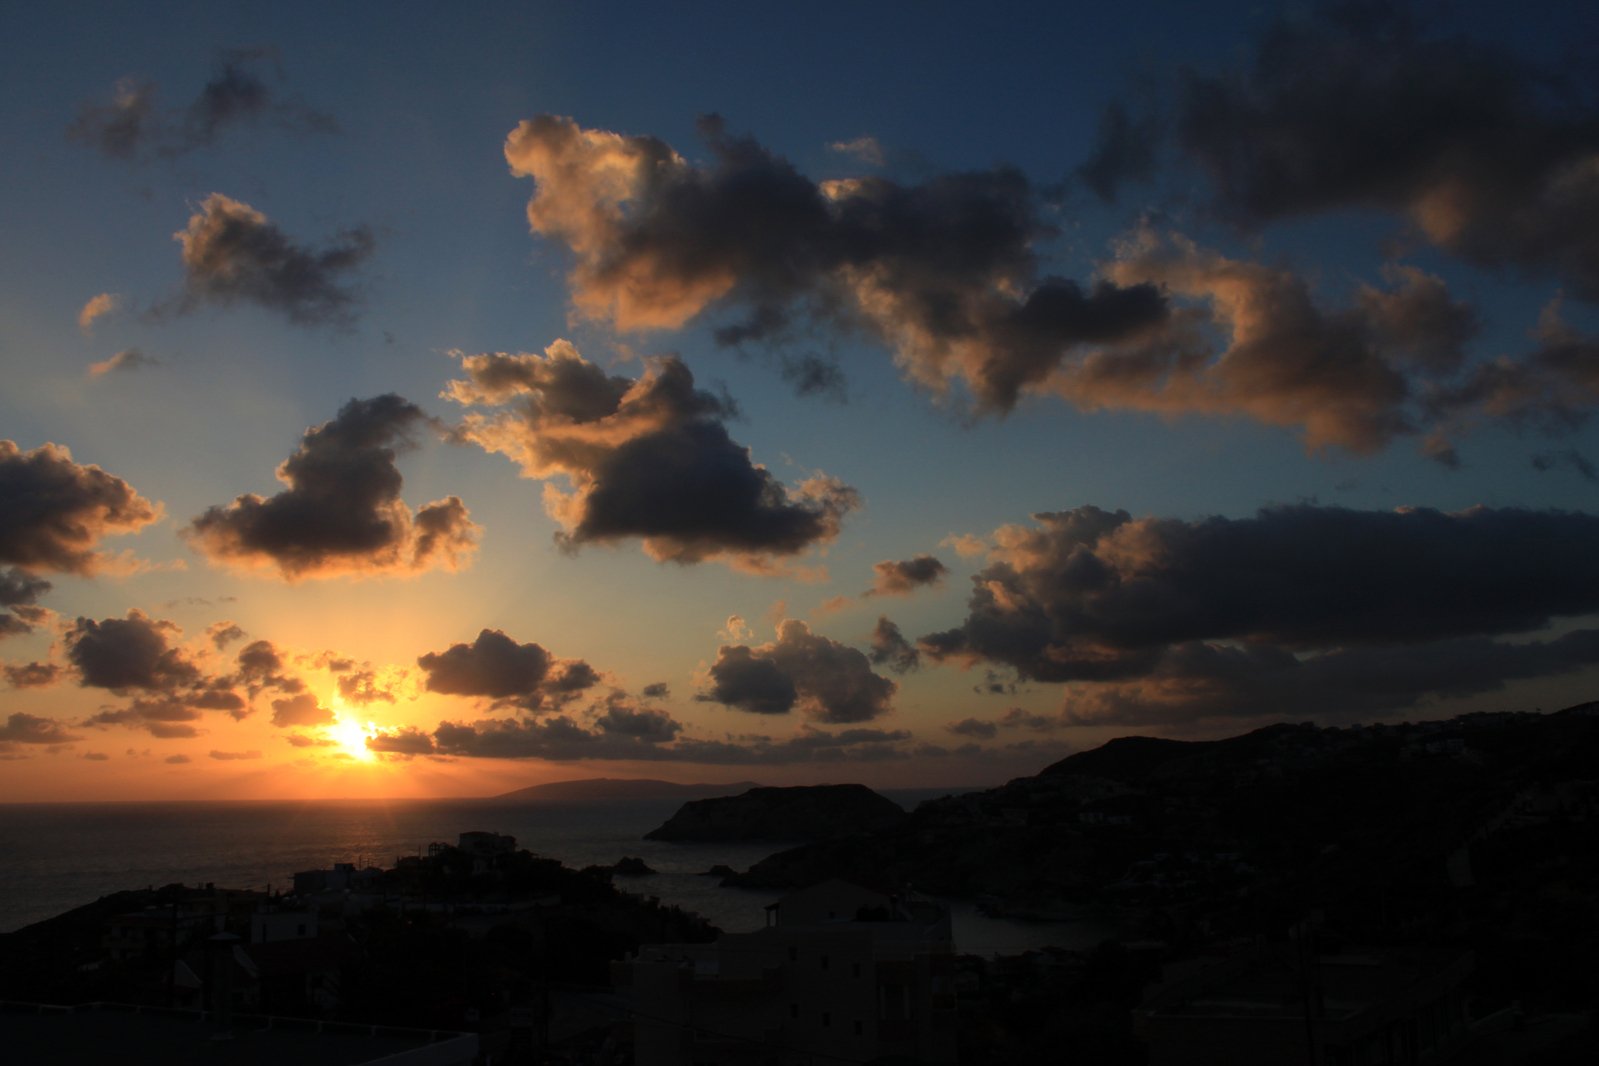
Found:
489,776 -> 761,802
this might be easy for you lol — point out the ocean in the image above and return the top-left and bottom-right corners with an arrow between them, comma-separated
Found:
0,792 -> 1113,955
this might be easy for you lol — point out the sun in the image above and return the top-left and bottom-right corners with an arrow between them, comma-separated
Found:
328,712 -> 376,762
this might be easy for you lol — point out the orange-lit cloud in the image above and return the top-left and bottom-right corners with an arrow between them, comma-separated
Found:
77,292 -> 120,332
0,441 -> 163,575
447,341 -> 858,572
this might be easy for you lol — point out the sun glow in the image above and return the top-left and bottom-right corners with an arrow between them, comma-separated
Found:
329,712 -> 376,762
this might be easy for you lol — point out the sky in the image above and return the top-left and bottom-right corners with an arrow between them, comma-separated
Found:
2,0 -> 1597,800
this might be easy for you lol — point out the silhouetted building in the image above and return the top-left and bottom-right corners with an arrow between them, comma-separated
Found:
615,878 -> 958,1065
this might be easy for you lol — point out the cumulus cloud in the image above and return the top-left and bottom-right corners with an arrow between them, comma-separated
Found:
66,611 -> 201,693
270,692 -> 333,728
0,712 -> 82,746
0,441 -> 163,574
0,567 -> 51,638
231,639 -> 303,699
70,49 -> 335,161
1061,630 -> 1599,728
187,395 -> 478,579
171,194 -> 375,326
827,135 -> 885,166
947,717 -> 998,739
868,554 -> 948,596
921,502 -> 1599,723
718,615 -> 753,642
503,114 -> 1168,410
87,349 -> 159,379
208,621 -> 245,649
417,628 -> 597,711
701,619 -> 896,723
867,616 -> 920,674
1158,3 -> 1599,301
4,662 -> 61,688
1086,231 -> 1484,453
378,710 -> 912,765
78,293 -> 120,332
446,340 -> 858,571
165,754 -> 191,764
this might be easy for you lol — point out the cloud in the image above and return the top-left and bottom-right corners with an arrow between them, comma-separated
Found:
446,340 -> 858,571
66,610 -> 201,692
171,194 -> 375,326
867,616 -> 920,674
827,135 -> 885,166
0,567 -> 51,638
165,754 -> 191,765
503,114 -> 1168,410
78,293 -> 120,332
87,349 -> 159,379
868,554 -> 948,596
921,502 -> 1599,722
208,621 -> 245,649
232,639 -> 303,698
0,712 -> 82,745
1061,630 -> 1599,728
187,395 -> 478,579
385,710 -> 913,765
718,615 -> 753,642
0,441 -> 163,574
923,504 -> 1599,684
1077,101 -> 1159,204
701,619 -> 896,723
70,49 -> 336,161
270,692 -> 333,728
417,628 -> 597,711
947,717 -> 998,739
1158,3 -> 1599,300
209,749 -> 262,760
4,662 -> 61,688
1089,232 -> 1484,453
641,682 -> 670,698
338,668 -> 399,705
1531,449 -> 1598,483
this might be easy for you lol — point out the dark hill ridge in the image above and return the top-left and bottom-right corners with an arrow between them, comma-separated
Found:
644,784 -> 907,842
492,777 -> 760,802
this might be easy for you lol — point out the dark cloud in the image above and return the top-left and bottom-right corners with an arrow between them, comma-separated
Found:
448,341 -> 857,572
171,194 -> 375,326
187,395 -> 478,579
208,749 -> 262,761
867,616 -> 920,674
66,611 -> 201,693
868,554 -> 948,596
285,733 -> 336,749
395,712 -> 912,765
5,662 -> 62,688
1063,630 -> 1599,728
702,620 -> 896,723
503,114 -> 1168,410
923,504 -> 1599,688
1532,449 -> 1598,483
1162,3 -> 1599,300
85,697 -> 204,739
70,50 -> 336,161
232,639 -> 302,698
270,692 -> 333,729
0,567 -> 51,638
1092,233 -> 1488,453
0,712 -> 82,745
417,628 -> 597,711
208,622 -> 245,649
947,717 -> 998,739
165,754 -> 191,764
1077,101 -> 1159,204
641,682 -> 670,698
0,441 -> 163,574
338,669 -> 398,705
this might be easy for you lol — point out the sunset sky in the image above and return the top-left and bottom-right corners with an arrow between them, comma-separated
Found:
3,1 -> 1597,800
